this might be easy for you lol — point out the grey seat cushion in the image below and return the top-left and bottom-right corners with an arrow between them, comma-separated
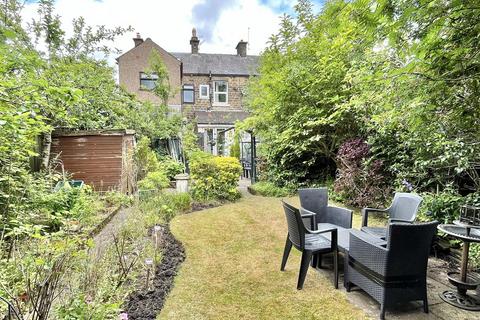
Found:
305,234 -> 331,251
317,223 -> 345,233
316,223 -> 347,251
361,226 -> 387,239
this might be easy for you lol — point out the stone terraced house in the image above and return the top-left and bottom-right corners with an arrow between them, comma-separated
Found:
117,30 -> 259,156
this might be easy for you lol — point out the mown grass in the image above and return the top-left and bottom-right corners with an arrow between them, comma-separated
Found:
160,195 -> 374,320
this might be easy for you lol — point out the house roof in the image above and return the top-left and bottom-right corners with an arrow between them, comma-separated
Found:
172,52 -> 259,76
116,38 -> 181,64
195,110 -> 250,125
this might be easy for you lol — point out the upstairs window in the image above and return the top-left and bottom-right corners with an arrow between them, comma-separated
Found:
213,81 -> 228,104
139,72 -> 158,90
183,84 -> 194,104
199,84 -> 209,99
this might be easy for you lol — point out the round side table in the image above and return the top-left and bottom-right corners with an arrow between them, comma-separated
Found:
437,222 -> 480,311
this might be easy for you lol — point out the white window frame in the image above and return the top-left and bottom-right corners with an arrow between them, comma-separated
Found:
213,80 -> 228,105
199,84 -> 209,99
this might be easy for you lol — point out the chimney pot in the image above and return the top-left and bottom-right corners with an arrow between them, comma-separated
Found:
190,28 -> 200,54
236,40 -> 247,57
133,33 -> 143,47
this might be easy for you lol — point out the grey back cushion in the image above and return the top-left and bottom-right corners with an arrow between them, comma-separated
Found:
390,193 -> 423,222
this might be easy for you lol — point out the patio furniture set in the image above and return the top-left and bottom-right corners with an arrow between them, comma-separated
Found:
280,188 -> 438,320
437,205 -> 480,311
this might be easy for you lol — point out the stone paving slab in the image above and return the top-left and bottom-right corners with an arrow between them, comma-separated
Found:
238,177 -> 252,197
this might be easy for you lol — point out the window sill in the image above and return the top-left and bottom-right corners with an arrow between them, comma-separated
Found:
212,103 -> 230,107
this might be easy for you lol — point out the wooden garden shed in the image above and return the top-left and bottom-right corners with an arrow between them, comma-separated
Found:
50,129 -> 136,193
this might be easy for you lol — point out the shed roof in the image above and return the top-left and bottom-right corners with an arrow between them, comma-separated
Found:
53,129 -> 135,137
172,52 -> 259,76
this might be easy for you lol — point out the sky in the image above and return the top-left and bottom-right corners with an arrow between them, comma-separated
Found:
21,0 -> 324,63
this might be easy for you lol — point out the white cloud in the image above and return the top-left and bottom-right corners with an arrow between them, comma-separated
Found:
22,0 -> 282,60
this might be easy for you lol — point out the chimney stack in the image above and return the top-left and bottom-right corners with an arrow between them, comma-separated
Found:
190,28 -> 200,54
236,40 -> 247,57
133,33 -> 143,47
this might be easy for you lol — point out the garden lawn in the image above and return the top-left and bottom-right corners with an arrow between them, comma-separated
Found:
159,195 -> 370,320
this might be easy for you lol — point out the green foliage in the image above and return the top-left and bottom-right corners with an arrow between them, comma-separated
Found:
158,156 -> 184,180
0,2 -> 186,318
138,171 -> 170,191
103,191 -> 133,207
0,232 -> 82,318
135,136 -> 160,180
418,189 -> 480,269
147,51 -> 171,104
1,173 -> 104,238
30,183 -> 100,231
249,181 -> 292,198
140,192 -> 192,223
471,244 -> 480,270
246,0 -> 378,187
190,153 -> 242,201
418,190 -> 463,224
0,0 -> 180,242
136,139 -> 183,191
246,0 -> 480,199
31,0 -> 132,59
229,131 -> 241,159
57,293 -> 120,319
419,189 -> 480,224
54,200 -> 163,318
180,122 -> 201,159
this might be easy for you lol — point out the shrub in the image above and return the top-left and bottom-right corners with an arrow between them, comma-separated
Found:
248,181 -> 292,197
135,137 -> 160,180
103,191 -> 133,207
137,171 -> 170,191
158,156 -> 184,180
140,192 -> 192,223
190,153 -> 242,201
419,188 -> 480,224
419,189 -> 480,269
19,179 -> 103,233
334,138 -> 392,207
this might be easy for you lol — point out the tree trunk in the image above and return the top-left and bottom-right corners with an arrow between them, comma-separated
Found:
41,131 -> 52,171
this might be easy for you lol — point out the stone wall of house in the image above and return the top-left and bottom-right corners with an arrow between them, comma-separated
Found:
182,75 -> 249,112
118,39 -> 182,106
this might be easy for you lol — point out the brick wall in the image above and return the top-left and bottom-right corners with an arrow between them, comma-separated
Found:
182,75 -> 249,112
117,39 -> 182,106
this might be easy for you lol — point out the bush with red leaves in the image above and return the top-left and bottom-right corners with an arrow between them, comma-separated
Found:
334,138 -> 391,207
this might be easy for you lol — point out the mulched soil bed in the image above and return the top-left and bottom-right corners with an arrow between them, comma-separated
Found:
189,201 -> 222,213
124,225 -> 185,319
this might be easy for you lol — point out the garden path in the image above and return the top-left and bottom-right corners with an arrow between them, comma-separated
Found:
237,177 -> 252,197
92,207 -> 132,258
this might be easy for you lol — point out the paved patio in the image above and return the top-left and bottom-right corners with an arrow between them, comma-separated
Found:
317,255 -> 479,319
